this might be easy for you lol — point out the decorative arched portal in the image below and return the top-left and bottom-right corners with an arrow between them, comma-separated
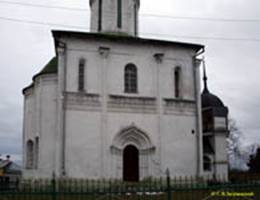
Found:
123,145 -> 139,182
111,125 -> 155,181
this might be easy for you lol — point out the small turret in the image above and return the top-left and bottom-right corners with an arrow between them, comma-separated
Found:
201,60 -> 229,179
201,61 -> 228,131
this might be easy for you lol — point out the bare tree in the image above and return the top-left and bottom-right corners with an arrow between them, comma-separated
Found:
227,118 -> 247,170
247,148 -> 260,173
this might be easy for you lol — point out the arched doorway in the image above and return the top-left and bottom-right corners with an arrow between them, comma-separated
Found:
123,145 -> 139,182
111,125 -> 155,180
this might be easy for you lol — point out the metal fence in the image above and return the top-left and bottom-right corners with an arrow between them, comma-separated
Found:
0,175 -> 260,200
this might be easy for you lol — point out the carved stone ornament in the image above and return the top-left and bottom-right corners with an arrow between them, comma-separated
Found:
98,46 -> 110,58
153,53 -> 164,64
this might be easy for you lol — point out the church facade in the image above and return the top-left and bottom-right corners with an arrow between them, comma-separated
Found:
22,0 -> 229,180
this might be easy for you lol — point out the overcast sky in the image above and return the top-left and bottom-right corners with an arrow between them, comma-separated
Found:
0,0 -> 260,163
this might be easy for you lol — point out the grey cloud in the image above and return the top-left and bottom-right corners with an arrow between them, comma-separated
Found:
0,136 -> 22,155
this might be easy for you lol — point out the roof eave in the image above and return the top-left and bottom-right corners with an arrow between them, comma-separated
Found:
22,83 -> 34,95
52,30 -> 204,51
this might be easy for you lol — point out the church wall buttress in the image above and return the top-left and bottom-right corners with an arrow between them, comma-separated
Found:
193,58 -> 203,176
99,46 -> 110,178
56,43 -> 67,177
154,53 -> 164,176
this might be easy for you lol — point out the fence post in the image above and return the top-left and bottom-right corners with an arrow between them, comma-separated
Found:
52,172 -> 56,200
166,168 -> 172,200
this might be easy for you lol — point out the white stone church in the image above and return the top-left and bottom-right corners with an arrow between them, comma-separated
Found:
22,0 -> 229,181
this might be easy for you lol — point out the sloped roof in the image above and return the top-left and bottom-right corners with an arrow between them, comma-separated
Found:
5,162 -> 22,175
33,57 -> 58,80
23,57 -> 58,93
0,160 -> 11,168
0,160 -> 22,175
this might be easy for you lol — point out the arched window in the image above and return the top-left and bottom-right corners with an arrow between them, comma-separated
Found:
26,140 -> 34,169
174,67 -> 181,98
203,155 -> 212,171
125,63 -> 138,93
78,59 -> 85,92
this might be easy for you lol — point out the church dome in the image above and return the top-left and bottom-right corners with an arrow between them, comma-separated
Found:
201,89 -> 224,108
200,62 -> 225,109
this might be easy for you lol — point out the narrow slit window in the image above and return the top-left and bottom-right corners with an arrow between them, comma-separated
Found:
35,137 -> 39,169
125,63 -> 137,93
174,67 -> 181,98
117,0 -> 122,28
78,59 -> 85,92
98,0 -> 102,31
26,140 -> 34,169
134,3 -> 137,35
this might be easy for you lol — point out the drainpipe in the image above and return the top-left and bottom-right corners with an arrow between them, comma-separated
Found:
193,47 -> 205,178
